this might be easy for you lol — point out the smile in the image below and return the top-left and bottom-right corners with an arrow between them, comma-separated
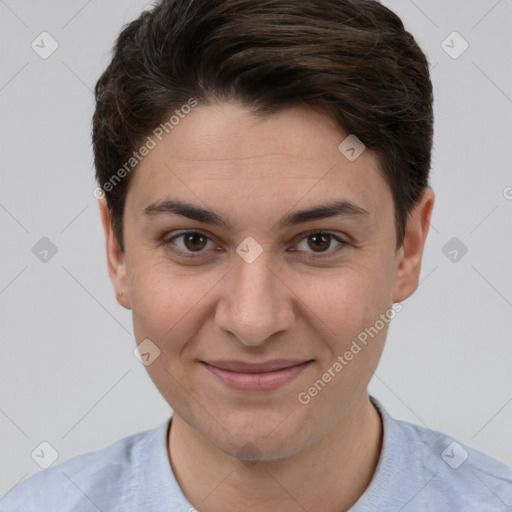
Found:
200,359 -> 313,392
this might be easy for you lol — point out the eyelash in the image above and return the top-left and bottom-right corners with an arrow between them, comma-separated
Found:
160,230 -> 348,260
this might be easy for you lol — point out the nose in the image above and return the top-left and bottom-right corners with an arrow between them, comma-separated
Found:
214,248 -> 295,347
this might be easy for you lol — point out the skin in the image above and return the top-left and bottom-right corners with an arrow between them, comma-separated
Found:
99,102 -> 434,511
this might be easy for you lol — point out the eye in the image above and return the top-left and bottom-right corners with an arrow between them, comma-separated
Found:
293,230 -> 347,258
162,230 -> 217,259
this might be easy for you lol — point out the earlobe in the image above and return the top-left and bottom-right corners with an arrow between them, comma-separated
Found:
392,187 -> 435,303
98,198 -> 131,310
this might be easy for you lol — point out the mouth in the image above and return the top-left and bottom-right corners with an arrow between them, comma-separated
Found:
200,359 -> 313,392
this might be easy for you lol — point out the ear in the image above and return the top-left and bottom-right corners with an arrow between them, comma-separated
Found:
98,198 -> 131,310
392,187 -> 435,303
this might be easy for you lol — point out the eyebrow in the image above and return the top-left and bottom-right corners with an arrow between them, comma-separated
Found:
142,198 -> 370,230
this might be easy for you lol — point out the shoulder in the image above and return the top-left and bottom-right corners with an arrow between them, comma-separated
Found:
369,398 -> 512,511
399,415 -> 512,476
0,426 -> 160,512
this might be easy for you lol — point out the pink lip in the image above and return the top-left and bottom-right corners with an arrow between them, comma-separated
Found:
201,359 -> 312,391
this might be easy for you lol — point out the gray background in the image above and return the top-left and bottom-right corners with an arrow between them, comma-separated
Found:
1,0 -> 511,495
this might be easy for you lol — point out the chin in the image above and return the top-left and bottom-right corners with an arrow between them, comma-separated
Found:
203,408 -> 318,463
217,432 -> 307,464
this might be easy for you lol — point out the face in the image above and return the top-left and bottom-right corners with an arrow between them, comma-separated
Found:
100,102 -> 433,461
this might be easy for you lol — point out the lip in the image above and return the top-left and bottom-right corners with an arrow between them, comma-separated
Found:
200,359 -> 313,392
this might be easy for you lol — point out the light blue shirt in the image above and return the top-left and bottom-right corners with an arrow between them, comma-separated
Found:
1,397 -> 511,511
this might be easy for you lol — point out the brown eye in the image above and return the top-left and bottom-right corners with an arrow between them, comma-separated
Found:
294,231 -> 347,258
183,232 -> 208,252
307,233 -> 332,252
163,230 -> 215,258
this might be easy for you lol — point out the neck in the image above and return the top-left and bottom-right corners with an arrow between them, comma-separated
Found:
168,393 -> 383,512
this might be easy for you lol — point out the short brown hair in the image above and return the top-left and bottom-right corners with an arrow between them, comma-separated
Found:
93,0 -> 434,252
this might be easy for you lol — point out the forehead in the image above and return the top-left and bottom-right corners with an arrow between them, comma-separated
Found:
126,103 -> 391,221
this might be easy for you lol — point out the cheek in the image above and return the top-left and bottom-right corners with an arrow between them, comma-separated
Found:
297,274 -> 391,415
127,257 -> 244,377
126,258 -> 207,349
300,262 -> 392,340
